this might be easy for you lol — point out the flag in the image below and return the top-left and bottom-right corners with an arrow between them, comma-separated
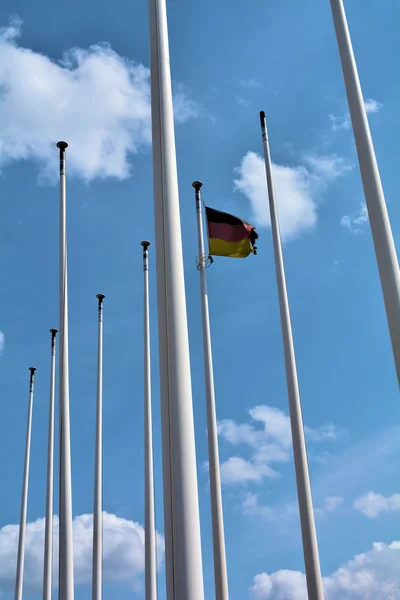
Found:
205,206 -> 258,258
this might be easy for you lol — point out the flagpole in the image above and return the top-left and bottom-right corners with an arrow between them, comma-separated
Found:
147,0 -> 205,596
92,294 -> 105,600
14,367 -> 36,600
57,140 -> 74,600
141,241 -> 157,600
259,112 -> 324,600
330,0 -> 400,386
192,182 -> 229,600
147,0 -> 173,590
43,330 -> 57,600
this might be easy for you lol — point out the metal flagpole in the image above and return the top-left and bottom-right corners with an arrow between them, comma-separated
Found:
141,241 -> 157,600
147,0 -> 205,596
14,367 -> 36,600
57,141 -> 74,600
192,182 -> 229,600
92,294 -> 105,600
259,112 -> 324,600
147,2 -> 173,592
330,0 -> 400,386
43,330 -> 58,600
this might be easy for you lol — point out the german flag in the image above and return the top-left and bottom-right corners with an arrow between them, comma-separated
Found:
205,206 -> 258,258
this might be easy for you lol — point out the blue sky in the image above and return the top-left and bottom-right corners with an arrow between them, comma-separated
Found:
0,0 -> 399,598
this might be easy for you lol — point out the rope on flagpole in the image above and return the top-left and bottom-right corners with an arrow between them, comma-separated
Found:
195,189 -> 213,269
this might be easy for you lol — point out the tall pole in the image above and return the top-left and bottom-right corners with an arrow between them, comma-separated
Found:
14,367 -> 36,600
57,140 -> 74,600
259,112 -> 324,600
43,330 -> 57,600
147,0 -> 205,596
192,182 -> 229,600
92,294 -> 105,600
330,0 -> 400,386
142,241 -> 157,600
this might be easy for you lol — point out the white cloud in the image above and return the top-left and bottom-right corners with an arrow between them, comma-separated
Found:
330,113 -> 351,132
252,570 -> 307,600
218,405 -> 338,486
330,98 -> 383,131
303,155 -> 351,182
0,18 -> 197,182
353,491 -> 400,518
249,405 -> 293,448
0,512 -> 164,594
217,420 -> 261,447
364,99 -> 383,114
220,458 -> 279,486
250,540 -> 400,599
234,152 -> 315,241
311,426 -> 400,515
0,330 -> 4,355
172,83 -> 200,123
233,151 -> 350,241
341,202 -> 368,234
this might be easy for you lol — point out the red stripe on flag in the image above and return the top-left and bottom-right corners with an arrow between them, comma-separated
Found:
208,222 -> 251,243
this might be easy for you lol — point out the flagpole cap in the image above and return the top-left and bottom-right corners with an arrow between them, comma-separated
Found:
259,111 -> 266,123
29,367 -> 37,373
96,293 -> 105,301
56,141 -> 68,150
50,328 -> 58,334
192,181 -> 203,190
141,240 -> 151,249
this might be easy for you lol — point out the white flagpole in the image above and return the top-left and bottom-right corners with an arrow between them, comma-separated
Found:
192,182 -> 229,600
92,294 -> 105,600
141,241 -> 157,600
43,330 -> 57,600
14,367 -> 36,600
330,0 -> 400,386
57,141 -> 74,600
147,0 -> 205,596
147,3 -> 173,591
259,112 -> 324,600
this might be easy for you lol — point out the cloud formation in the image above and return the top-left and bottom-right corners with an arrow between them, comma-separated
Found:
218,405 -> 338,486
0,512 -> 164,594
234,152 -> 350,241
0,18 -> 197,182
341,202 -> 368,234
329,98 -> 383,131
353,491 -> 400,518
364,99 -> 383,114
220,457 -> 279,486
251,540 -> 400,599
